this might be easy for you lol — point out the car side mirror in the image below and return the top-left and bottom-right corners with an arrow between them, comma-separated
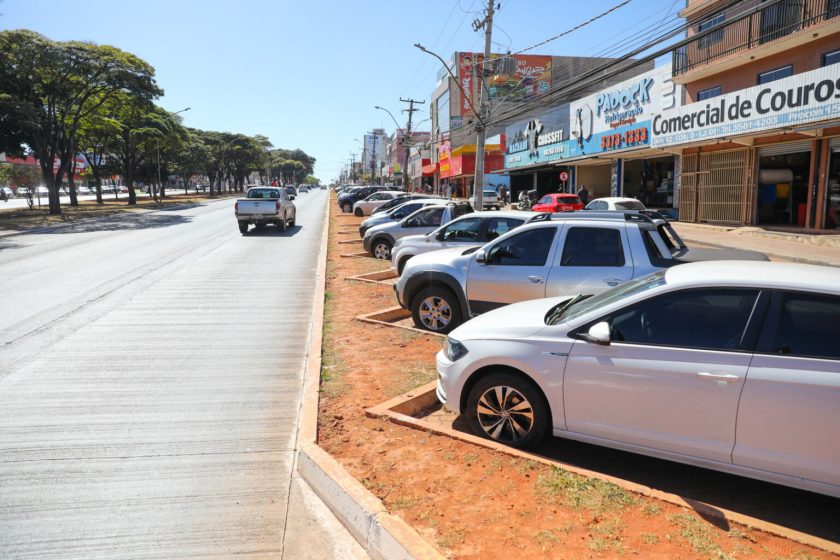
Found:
475,249 -> 487,264
581,321 -> 611,345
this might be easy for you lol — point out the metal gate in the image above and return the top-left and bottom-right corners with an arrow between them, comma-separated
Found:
678,148 -> 752,224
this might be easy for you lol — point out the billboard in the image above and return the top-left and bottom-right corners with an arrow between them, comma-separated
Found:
458,52 -> 552,117
504,105 -> 570,169
568,64 -> 677,158
651,64 -> 840,147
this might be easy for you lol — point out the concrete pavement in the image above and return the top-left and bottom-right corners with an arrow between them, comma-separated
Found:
0,191 -> 366,558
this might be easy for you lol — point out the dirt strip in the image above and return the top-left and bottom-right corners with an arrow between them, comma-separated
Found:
319,194 -> 837,560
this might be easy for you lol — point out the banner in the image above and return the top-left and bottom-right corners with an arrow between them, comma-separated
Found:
652,65 -> 840,147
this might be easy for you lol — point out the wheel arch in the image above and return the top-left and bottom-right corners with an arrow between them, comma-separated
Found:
403,271 -> 467,317
459,364 -> 553,429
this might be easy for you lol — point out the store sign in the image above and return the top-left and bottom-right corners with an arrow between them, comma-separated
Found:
568,64 -> 677,158
652,65 -> 840,147
504,107 -> 569,169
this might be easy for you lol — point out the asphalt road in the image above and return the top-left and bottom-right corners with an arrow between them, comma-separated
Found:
0,191 -> 366,558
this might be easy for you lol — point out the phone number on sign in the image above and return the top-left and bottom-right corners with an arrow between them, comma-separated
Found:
601,127 -> 648,150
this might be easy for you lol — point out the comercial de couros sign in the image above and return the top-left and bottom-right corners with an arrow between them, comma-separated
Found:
651,65 -> 840,147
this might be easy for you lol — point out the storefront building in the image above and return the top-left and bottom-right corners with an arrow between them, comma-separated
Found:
438,140 -> 505,198
663,0 -> 840,228
565,63 -> 681,209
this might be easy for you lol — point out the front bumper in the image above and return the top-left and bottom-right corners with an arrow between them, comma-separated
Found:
393,282 -> 404,308
359,225 -> 368,237
362,236 -> 372,252
435,349 -> 461,413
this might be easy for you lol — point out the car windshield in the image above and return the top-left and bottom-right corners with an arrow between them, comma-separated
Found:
246,189 -> 280,199
615,200 -> 646,210
545,270 -> 668,325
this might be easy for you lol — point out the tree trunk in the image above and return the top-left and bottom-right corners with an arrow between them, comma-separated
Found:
42,164 -> 61,216
68,160 -> 78,207
127,173 -> 136,205
95,174 -> 103,204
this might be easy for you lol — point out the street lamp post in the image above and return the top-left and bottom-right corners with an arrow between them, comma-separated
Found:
156,107 -> 190,202
374,106 -> 405,188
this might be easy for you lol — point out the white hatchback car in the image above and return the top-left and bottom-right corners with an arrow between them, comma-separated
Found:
352,190 -> 406,217
585,197 -> 646,211
436,261 -> 840,498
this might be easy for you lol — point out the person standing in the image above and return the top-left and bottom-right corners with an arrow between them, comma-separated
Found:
499,185 -> 507,207
577,184 -> 590,205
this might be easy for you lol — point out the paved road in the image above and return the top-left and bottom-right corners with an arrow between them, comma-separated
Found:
0,191 -> 366,558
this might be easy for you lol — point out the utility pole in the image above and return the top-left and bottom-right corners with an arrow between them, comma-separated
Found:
472,0 -> 495,211
370,134 -> 378,185
399,98 -> 425,191
349,153 -> 357,183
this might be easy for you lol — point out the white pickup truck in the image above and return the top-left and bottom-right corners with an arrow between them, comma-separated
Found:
235,186 -> 296,234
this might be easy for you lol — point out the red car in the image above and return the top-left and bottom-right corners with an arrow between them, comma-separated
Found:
531,193 -> 584,213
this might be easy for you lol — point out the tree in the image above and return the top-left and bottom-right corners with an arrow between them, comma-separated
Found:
0,30 -> 161,214
77,95 -> 121,204
105,94 -> 172,205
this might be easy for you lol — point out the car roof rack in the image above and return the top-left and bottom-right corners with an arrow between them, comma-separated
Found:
525,210 -> 654,224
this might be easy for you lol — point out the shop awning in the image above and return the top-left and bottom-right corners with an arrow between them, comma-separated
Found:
421,162 -> 438,176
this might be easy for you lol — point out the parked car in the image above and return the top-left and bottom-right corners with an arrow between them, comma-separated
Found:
469,188 -> 501,211
339,185 -> 384,213
372,193 -> 440,215
585,197 -> 646,211
1,186 -> 15,199
395,211 -> 769,333
532,193 -> 584,213
234,186 -> 296,234
15,186 -> 30,197
352,190 -> 406,217
436,260 -> 840,498
391,211 -> 533,275
75,185 -> 92,195
358,198 -> 448,237
363,202 -> 473,260
35,186 -> 50,197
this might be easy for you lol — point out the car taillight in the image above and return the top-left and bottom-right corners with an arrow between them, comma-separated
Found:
276,201 -> 281,211
554,204 -> 563,212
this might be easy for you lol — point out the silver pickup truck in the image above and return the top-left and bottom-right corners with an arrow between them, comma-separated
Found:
394,211 -> 769,333
235,186 -> 296,234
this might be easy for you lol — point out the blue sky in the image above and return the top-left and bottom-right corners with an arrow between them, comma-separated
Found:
2,0 -> 681,181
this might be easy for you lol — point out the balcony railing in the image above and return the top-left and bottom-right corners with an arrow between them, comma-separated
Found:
673,0 -> 840,75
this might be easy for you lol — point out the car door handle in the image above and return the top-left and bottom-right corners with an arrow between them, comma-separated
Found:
603,278 -> 622,287
528,275 -> 544,284
697,372 -> 741,383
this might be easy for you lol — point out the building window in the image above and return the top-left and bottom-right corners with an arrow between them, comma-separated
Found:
697,13 -> 725,48
697,86 -> 722,101
757,64 -> 793,84
823,49 -> 840,67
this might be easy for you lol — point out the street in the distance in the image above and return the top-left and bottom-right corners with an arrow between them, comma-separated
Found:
0,191 -> 365,559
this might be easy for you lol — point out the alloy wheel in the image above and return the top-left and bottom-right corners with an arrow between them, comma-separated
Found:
373,242 -> 391,260
475,385 -> 534,444
418,295 -> 452,331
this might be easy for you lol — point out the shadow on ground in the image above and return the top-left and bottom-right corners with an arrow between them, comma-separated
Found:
242,225 -> 303,237
438,412 -> 840,543
35,213 -> 193,234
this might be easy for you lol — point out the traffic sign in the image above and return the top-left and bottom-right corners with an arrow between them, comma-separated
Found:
559,171 -> 569,182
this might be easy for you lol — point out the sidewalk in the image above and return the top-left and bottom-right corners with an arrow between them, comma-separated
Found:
672,222 -> 840,267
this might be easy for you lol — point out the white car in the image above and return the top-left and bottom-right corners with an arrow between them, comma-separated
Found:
585,197 -> 646,211
469,189 -> 501,210
436,261 -> 840,498
352,190 -> 406,217
390,210 -> 532,275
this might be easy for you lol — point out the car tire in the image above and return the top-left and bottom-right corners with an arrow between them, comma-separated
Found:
354,207 -> 364,217
411,286 -> 461,333
466,371 -> 549,449
279,215 -> 288,232
342,202 -> 352,213
238,221 -> 248,235
290,212 -> 296,227
371,238 -> 392,260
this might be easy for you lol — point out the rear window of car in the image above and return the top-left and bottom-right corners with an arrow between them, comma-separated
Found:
558,195 -> 582,204
247,189 -> 281,199
615,200 -> 646,210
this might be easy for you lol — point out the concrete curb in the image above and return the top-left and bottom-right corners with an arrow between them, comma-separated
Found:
295,194 -> 445,560
368,384 -> 840,557
676,232 -> 839,267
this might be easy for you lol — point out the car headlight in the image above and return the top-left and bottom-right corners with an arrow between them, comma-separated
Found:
444,337 -> 468,362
